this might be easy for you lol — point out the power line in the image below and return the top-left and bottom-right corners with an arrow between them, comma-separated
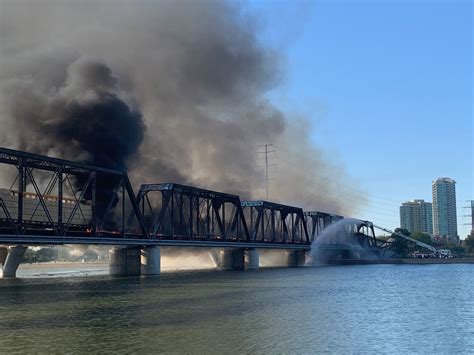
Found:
257,145 -> 461,231
284,185 -> 398,222
268,162 -> 400,212
271,146 -> 436,208
271,150 -> 401,204
294,186 -> 398,217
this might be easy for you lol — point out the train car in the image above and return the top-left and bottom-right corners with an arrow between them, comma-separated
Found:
0,188 -> 92,226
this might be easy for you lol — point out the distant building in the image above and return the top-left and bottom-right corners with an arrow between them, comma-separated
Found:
400,199 -> 433,234
432,177 -> 458,241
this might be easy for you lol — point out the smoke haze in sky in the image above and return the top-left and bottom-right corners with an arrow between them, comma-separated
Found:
0,0 -> 362,214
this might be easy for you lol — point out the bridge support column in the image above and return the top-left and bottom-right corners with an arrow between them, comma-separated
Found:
0,247 -> 7,266
245,248 -> 259,270
2,246 -> 27,278
141,247 -> 161,275
109,247 -> 141,276
217,249 -> 245,271
286,250 -> 307,267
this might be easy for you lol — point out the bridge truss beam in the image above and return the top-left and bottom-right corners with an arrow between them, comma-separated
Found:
304,211 -> 343,241
0,147 -> 148,240
241,201 -> 310,244
134,183 -> 250,242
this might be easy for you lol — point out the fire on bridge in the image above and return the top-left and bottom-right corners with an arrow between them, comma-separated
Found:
0,147 -> 362,277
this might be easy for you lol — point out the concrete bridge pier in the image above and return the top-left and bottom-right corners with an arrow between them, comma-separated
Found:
1,246 -> 27,278
286,250 -> 307,267
245,248 -> 259,270
109,247 -> 141,276
217,249 -> 245,271
0,247 -> 7,267
141,246 -> 161,275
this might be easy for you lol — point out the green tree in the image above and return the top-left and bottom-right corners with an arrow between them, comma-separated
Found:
464,234 -> 474,255
83,249 -> 98,261
450,245 -> 465,257
391,228 -> 411,257
36,248 -> 57,262
411,231 -> 433,246
395,228 -> 410,236
22,248 -> 38,263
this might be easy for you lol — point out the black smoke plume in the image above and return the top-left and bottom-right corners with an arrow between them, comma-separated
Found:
0,0 -> 362,215
0,55 -> 144,213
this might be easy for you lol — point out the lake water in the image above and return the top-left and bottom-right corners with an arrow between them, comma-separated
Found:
0,264 -> 473,353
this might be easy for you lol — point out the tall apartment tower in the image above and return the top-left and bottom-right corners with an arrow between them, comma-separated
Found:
432,177 -> 457,238
400,199 -> 433,234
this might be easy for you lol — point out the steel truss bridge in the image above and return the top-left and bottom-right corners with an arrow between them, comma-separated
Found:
0,147 -> 356,249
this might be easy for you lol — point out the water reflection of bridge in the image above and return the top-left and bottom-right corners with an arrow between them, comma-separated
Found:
0,147 -> 369,277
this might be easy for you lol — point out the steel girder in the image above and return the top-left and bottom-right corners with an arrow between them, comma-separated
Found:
355,221 -> 379,248
304,211 -> 343,241
241,200 -> 310,244
0,147 -> 148,239
340,219 -> 378,248
304,212 -> 378,247
135,183 -> 250,241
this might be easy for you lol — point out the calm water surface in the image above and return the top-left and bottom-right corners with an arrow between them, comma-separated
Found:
0,264 -> 473,353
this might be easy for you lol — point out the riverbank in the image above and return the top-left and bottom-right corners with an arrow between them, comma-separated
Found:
397,258 -> 474,264
340,258 -> 474,265
15,261 -> 108,278
19,261 -> 108,268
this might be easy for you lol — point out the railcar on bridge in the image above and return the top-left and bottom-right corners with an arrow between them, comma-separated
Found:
0,188 -> 92,227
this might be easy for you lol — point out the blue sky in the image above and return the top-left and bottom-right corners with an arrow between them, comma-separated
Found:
248,0 -> 473,237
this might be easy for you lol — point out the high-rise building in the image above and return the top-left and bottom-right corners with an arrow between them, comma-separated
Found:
432,177 -> 457,239
399,199 -> 433,234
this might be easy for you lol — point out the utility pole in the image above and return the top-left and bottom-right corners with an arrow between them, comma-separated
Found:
257,144 -> 276,200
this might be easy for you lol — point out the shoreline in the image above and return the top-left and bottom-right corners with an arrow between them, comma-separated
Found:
19,261 -> 108,269
18,258 -> 474,269
340,258 -> 474,265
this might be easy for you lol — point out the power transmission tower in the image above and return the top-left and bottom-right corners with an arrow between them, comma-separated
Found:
463,200 -> 474,236
257,144 -> 276,200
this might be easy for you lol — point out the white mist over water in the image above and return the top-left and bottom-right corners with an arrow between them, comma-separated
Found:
259,250 -> 292,267
306,218 -> 380,265
161,248 -> 217,271
65,245 -> 108,257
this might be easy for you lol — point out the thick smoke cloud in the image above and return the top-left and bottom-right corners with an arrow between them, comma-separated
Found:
0,0 -> 360,214
0,57 -> 143,170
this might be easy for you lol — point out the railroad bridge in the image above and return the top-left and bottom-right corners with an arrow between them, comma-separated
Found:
0,147 -> 349,277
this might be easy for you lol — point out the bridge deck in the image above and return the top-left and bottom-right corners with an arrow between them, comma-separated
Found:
0,234 -> 311,249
